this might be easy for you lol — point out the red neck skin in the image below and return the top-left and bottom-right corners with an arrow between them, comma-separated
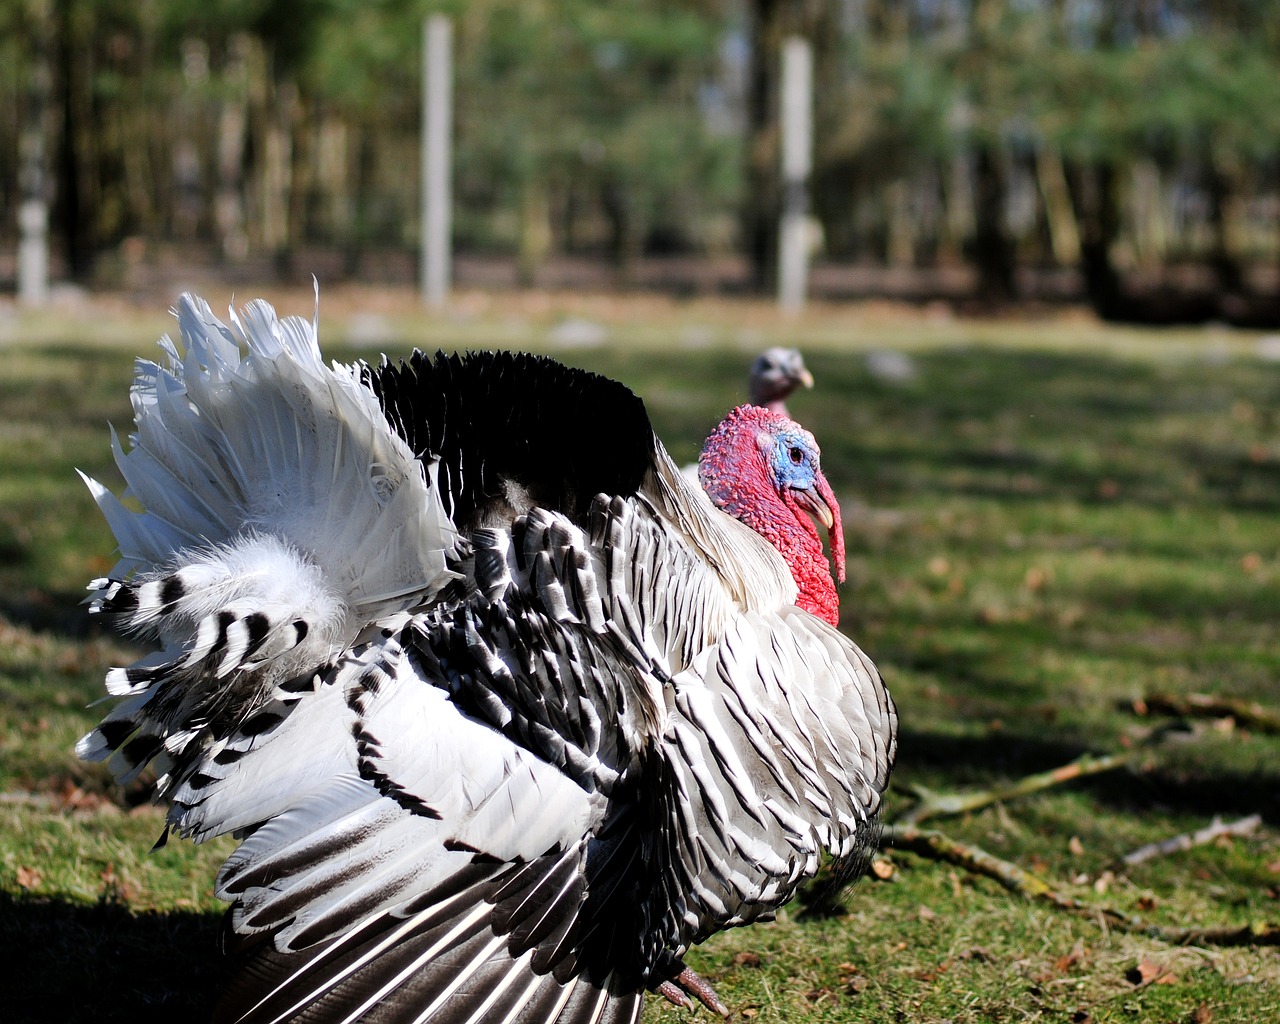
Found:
707,468 -> 841,627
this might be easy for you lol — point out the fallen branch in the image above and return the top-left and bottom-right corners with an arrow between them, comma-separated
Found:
1134,692 -> 1280,734
884,823 -> 1280,947
895,749 -> 1139,826
885,823 -> 1071,907
1121,814 -> 1262,866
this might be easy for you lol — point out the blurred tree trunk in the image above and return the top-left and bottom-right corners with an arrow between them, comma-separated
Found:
743,0 -> 782,291
260,71 -> 296,274
343,127 -> 376,278
885,179 -> 914,267
54,0 -> 89,278
216,35 -> 251,262
1035,148 -> 1080,267
939,154 -> 974,266
967,0 -> 1016,301
602,178 -> 644,283
315,113 -> 351,266
284,91 -> 314,280
1063,159 -> 1123,317
971,145 -> 1016,300
516,180 -> 551,286
1206,157 -> 1247,294
1127,160 -> 1165,271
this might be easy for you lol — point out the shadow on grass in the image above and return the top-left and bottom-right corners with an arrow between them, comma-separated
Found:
0,591 -> 100,638
1,892 -> 225,1024
894,725 -> 1280,827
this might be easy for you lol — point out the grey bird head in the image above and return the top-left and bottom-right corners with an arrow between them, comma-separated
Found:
748,347 -> 814,415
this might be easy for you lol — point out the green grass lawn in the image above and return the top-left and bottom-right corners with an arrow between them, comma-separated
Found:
2,296 -> 1279,1023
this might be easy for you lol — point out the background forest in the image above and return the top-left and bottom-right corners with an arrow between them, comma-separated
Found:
6,0 -> 1280,317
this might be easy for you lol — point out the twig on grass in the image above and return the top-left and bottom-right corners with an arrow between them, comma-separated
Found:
895,749 -> 1139,826
884,823 -> 1280,947
885,823 -> 1071,906
1120,814 -> 1262,866
1134,692 -> 1280,734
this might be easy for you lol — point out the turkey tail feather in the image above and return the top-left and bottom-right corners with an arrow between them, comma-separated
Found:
215,901 -> 643,1024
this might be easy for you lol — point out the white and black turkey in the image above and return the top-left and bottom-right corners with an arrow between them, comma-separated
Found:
77,295 -> 896,1024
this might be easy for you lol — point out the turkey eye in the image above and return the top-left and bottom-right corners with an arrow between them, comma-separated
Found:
789,447 -> 804,464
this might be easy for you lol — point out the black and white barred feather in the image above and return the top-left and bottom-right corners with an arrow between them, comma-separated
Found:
77,293 -> 897,1024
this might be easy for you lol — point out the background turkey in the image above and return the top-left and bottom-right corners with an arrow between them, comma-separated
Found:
680,346 -> 815,487
747,347 -> 814,417
77,295 -> 896,1024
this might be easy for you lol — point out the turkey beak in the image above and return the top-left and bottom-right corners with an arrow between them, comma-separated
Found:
793,473 -> 846,584
795,367 -> 815,390
793,485 -> 833,531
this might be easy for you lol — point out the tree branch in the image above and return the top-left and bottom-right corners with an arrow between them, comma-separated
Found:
895,749 -> 1139,826
884,823 -> 1280,947
1134,692 -> 1280,734
1120,814 -> 1262,867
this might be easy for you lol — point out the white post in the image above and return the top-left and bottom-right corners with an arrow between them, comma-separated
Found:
18,201 -> 49,308
777,35 -> 813,313
19,19 -> 52,306
421,14 -> 452,307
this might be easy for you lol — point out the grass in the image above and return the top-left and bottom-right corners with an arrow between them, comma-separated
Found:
2,291 -> 1280,1023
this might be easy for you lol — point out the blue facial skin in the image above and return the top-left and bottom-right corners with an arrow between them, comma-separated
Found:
768,430 -> 820,492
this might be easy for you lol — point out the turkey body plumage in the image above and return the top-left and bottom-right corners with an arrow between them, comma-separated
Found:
77,295 -> 897,1024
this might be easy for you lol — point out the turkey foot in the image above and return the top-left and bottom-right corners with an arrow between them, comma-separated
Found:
653,956 -> 729,1017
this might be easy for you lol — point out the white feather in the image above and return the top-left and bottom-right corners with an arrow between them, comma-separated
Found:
82,294 -> 461,631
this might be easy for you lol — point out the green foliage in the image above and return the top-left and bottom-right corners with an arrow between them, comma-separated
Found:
831,4 -> 1280,175
452,0 -> 736,254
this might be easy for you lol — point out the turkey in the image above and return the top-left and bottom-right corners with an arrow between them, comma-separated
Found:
747,347 -> 813,417
679,346 -> 816,487
77,294 -> 896,1024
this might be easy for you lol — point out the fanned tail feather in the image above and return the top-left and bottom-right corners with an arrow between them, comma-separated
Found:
77,294 -> 462,793
83,292 -> 461,623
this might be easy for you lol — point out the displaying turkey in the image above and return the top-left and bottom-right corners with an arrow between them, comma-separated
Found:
77,294 -> 896,1024
747,347 -> 813,416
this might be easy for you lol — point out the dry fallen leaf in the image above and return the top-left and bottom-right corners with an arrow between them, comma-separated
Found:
1068,835 -> 1085,857
16,866 -> 42,889
1054,942 -> 1088,974
837,965 -> 870,995
917,904 -> 936,922
1126,958 -> 1177,986
870,857 -> 894,880
731,952 -> 761,968
1189,1003 -> 1212,1024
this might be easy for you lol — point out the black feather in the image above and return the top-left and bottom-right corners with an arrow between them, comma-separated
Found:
363,351 -> 655,533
